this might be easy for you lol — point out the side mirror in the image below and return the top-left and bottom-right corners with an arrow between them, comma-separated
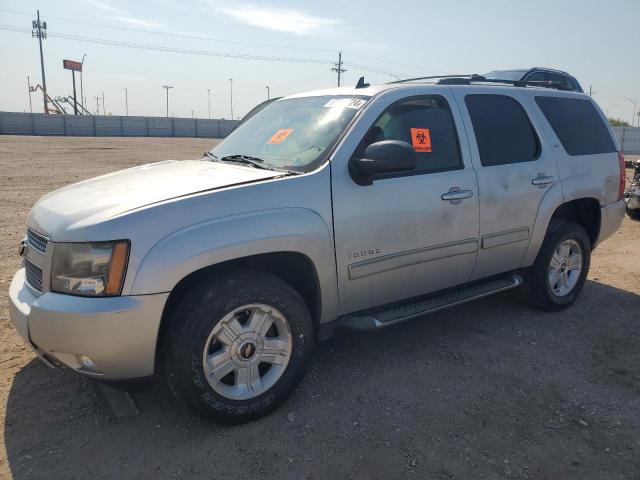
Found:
349,140 -> 417,186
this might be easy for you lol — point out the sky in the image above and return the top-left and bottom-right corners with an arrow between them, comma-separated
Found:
0,0 -> 638,122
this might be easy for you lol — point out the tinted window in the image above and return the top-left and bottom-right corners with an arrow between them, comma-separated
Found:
535,96 -> 615,156
465,94 -> 539,166
360,96 -> 462,175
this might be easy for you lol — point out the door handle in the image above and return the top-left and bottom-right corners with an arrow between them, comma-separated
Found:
441,189 -> 474,203
531,175 -> 555,187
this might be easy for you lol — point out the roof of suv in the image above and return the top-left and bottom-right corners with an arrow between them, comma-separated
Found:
284,78 -> 588,101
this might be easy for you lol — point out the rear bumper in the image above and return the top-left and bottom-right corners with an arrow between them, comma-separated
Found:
596,199 -> 626,246
9,268 -> 168,380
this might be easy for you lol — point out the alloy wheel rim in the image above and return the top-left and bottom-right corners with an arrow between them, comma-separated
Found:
202,304 -> 293,400
548,239 -> 582,297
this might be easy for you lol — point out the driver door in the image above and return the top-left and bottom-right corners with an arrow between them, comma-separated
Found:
330,89 -> 480,315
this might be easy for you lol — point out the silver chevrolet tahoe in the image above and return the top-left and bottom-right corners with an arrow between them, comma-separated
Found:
9,78 -> 627,423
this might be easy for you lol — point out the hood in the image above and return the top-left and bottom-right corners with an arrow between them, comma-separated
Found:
28,159 -> 280,238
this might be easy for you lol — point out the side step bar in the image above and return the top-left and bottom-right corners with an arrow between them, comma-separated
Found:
338,274 -> 523,331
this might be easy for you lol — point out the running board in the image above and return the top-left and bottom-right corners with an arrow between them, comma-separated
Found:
338,274 -> 522,331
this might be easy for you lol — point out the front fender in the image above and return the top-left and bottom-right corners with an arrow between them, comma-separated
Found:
131,207 -> 338,324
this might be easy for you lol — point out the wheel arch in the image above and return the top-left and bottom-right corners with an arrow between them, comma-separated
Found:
155,251 -> 323,375
522,185 -> 601,267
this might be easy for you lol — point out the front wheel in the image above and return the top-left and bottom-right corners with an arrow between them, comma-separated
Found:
520,220 -> 591,311
163,270 -> 314,424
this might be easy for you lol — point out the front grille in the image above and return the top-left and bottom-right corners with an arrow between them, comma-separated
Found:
25,259 -> 43,292
27,229 -> 48,253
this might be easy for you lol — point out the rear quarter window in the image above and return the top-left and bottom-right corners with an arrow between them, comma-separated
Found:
535,97 -> 615,156
465,94 -> 540,167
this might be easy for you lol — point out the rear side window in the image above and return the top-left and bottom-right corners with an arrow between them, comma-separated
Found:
465,94 -> 539,167
361,95 -> 462,175
535,97 -> 615,156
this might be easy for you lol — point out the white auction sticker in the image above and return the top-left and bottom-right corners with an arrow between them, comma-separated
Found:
323,98 -> 367,110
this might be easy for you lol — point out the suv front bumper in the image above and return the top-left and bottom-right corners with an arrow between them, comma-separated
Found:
8,268 -> 168,380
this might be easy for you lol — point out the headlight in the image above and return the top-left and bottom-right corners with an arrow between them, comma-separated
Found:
51,241 -> 130,296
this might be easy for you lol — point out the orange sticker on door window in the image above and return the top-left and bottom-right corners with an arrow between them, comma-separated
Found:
410,128 -> 432,152
267,128 -> 294,144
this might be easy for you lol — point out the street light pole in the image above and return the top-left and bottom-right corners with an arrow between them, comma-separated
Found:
124,88 -> 128,116
102,92 -> 105,115
80,54 -> 86,111
207,89 -> 211,119
266,85 -> 270,100
94,96 -> 100,115
623,97 -> 637,127
229,78 -> 233,120
162,85 -> 173,117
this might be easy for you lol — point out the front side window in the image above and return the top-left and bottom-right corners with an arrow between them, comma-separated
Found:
210,95 -> 369,173
358,95 -> 462,175
535,96 -> 615,156
465,94 -> 540,167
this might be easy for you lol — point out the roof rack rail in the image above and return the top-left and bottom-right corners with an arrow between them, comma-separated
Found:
390,74 -> 478,84
390,74 -> 571,91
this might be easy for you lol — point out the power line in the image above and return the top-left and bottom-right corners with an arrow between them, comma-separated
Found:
1,8 -> 439,76
0,24 -> 333,64
0,8 -> 336,55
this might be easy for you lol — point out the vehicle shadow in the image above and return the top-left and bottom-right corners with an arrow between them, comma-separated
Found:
4,280 -> 640,479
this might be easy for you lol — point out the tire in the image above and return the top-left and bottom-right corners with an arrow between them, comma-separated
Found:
520,220 -> 591,311
162,270 -> 314,424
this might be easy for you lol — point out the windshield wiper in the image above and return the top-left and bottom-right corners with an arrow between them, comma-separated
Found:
220,154 -> 301,174
207,153 -> 300,175
220,154 -> 268,168
203,151 -> 219,161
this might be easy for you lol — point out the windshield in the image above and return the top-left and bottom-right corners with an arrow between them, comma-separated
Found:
209,95 -> 369,173
483,70 -> 528,81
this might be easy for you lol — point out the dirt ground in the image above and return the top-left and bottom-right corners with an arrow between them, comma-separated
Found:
0,136 -> 639,480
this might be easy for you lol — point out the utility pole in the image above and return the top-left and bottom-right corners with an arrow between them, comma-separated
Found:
229,78 -> 234,119
331,51 -> 346,87
124,88 -> 128,116
80,54 -> 86,111
27,75 -> 33,113
31,10 -> 48,113
266,85 -> 270,100
207,89 -> 211,119
94,96 -> 100,115
102,92 -> 105,115
162,85 -> 173,117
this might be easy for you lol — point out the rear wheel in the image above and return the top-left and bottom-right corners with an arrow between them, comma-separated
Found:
520,220 -> 591,311
163,270 -> 314,423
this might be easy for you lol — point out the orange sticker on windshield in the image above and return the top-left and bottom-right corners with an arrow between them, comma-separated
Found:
267,128 -> 294,144
410,128 -> 432,152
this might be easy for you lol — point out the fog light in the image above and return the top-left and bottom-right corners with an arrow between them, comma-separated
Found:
80,355 -> 97,371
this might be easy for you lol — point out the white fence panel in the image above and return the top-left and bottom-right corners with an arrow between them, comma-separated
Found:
0,112 -> 237,138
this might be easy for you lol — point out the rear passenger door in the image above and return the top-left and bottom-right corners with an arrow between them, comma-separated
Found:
452,89 -> 559,280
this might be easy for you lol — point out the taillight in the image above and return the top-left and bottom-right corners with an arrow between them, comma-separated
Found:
618,151 -> 626,201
